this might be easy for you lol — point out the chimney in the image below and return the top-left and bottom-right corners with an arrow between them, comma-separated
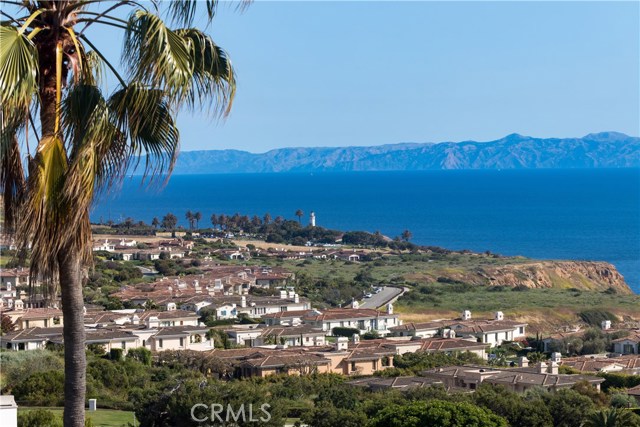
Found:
536,361 -> 548,374
351,299 -> 359,309
146,316 -> 160,329
601,320 -> 611,330
166,302 -> 176,311
518,356 -> 529,368
494,311 -> 504,321
294,293 -> 300,304
462,310 -> 471,320
280,290 -> 287,300
334,337 -> 348,351
130,314 -> 140,325
352,334 -> 360,344
551,352 -> 562,363
241,295 -> 247,308
387,303 -> 394,315
288,290 -> 295,299
548,361 -> 559,375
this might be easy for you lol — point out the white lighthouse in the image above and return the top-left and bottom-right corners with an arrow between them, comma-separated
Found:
309,211 -> 316,227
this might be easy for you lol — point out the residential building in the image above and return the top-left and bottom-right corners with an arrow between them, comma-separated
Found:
302,306 -> 401,336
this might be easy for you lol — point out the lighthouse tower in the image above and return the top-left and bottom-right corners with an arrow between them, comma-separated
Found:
309,211 -> 316,227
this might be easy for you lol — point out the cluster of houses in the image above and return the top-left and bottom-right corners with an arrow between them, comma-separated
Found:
90,236 -> 369,263
0,235 -> 638,402
92,237 -> 194,260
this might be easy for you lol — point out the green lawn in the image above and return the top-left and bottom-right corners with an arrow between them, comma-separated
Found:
19,407 -> 136,427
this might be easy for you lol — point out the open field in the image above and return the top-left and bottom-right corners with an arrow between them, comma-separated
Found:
19,407 -> 136,427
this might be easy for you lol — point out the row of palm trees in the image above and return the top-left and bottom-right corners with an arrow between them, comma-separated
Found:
141,209 -> 309,232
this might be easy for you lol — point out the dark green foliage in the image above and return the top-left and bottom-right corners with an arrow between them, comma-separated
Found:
17,409 -> 63,427
370,399 -> 508,427
578,309 -> 619,327
543,388 -> 595,427
126,347 -> 152,366
331,327 -> 360,337
13,370 -> 65,406
474,384 -> 553,427
599,373 -> 640,392
109,348 -> 124,361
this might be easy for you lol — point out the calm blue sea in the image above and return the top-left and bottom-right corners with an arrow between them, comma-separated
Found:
91,169 -> 640,293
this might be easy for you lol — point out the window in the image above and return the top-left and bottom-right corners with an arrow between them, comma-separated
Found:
351,362 -> 356,371
121,341 -> 126,349
519,327 -> 524,334
179,337 -> 184,347
494,333 -> 498,342
382,356 -> 391,367
142,339 -> 146,347
280,306 -> 287,312
158,338 -> 163,348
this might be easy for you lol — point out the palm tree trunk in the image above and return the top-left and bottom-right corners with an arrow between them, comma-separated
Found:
59,248 -> 86,427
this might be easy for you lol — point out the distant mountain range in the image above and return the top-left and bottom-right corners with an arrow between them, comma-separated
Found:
168,132 -> 639,174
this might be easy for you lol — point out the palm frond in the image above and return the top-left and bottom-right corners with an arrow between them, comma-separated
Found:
81,50 -> 105,87
19,134 -> 68,289
0,130 -> 26,232
0,24 -> 39,111
165,0 -> 251,27
108,83 -> 179,183
123,10 -> 193,98
177,28 -> 236,116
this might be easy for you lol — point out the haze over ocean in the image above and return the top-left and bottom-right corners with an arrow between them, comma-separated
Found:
91,168 -> 640,293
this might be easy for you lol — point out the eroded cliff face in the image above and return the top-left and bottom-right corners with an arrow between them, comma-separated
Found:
477,261 -> 632,294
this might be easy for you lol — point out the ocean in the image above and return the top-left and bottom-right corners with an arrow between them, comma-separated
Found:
91,168 -> 640,293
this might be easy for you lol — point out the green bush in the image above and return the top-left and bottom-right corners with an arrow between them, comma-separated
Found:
331,327 -> 360,337
18,409 -> 63,427
109,348 -> 124,361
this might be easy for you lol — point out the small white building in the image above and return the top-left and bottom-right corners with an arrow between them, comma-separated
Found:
0,395 -> 17,427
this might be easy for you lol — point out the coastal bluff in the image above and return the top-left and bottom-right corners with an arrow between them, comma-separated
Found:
476,261 -> 632,294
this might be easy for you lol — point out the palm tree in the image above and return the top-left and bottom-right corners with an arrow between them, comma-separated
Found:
151,217 -> 160,229
584,408 -> 637,427
185,210 -> 194,230
1,2 -> 238,426
401,229 -> 413,242
295,209 -> 304,224
194,211 -> 202,229
162,213 -> 178,231
210,213 -> 218,229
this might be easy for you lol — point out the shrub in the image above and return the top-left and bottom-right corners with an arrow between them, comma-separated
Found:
331,327 -> 360,338
18,409 -> 63,427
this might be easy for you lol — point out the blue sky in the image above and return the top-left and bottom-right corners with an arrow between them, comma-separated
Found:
95,1 -> 639,152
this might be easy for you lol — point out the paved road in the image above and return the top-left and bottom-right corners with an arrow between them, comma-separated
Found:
358,286 -> 403,309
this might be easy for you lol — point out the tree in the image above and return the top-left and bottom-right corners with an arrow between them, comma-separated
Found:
584,408 -> 640,427
194,211 -> 202,229
1,2 -> 238,425
1,314 -> 15,334
185,210 -> 194,229
264,212 -> 272,224
295,209 -> 304,224
401,229 -> 413,242
162,213 -> 178,231
370,399 -> 508,427
151,217 -> 160,229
